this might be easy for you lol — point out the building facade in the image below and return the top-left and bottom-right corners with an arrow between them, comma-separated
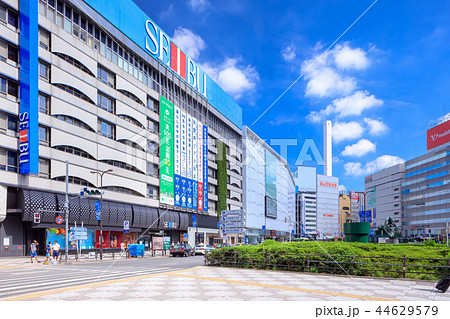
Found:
242,126 -> 295,244
402,141 -> 449,237
0,0 -> 243,256
316,174 -> 339,239
293,166 -> 317,238
365,164 -> 404,231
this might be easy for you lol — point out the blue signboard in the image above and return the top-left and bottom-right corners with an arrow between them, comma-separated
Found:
262,225 -> 266,234
18,0 -> 39,175
365,210 -> 372,223
83,0 -> 242,128
192,215 -> 197,228
203,126 -> 208,211
359,211 -> 365,223
95,201 -> 101,221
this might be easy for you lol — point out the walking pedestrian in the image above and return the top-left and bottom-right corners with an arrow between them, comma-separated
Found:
30,240 -> 39,263
45,241 -> 53,262
52,240 -> 60,262
121,241 -> 125,255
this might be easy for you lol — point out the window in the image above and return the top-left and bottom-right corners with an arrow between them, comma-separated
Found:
55,115 -> 94,132
118,89 -> 144,106
147,162 -> 159,177
147,97 -> 158,112
0,39 -> 18,64
0,76 -> 18,98
53,83 -> 95,104
0,112 -> 16,135
97,92 -> 115,113
39,158 -> 50,179
98,119 -> 115,139
39,93 -> 50,114
39,126 -> 50,146
0,148 -> 18,172
97,65 -> 115,87
147,119 -> 158,133
7,115 -> 17,132
39,28 -> 50,50
0,5 -> 18,29
39,60 -> 50,80
118,114 -> 144,128
147,185 -> 158,199
54,52 -> 94,77
53,145 -> 94,159
100,160 -> 143,174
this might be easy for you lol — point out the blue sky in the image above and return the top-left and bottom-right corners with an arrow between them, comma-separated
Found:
132,0 -> 450,191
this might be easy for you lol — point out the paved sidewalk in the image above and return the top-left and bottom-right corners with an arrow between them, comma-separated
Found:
0,252 -> 167,268
8,266 -> 449,301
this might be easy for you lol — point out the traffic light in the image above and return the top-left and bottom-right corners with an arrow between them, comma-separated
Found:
34,213 -> 41,224
81,187 -> 104,196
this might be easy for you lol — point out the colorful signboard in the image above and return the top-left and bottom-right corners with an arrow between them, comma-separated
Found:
83,0 -> 242,128
19,0 -> 39,175
180,110 -> 187,207
203,125 -> 208,211
427,120 -> 450,150
197,122 -> 204,210
350,191 -> 358,201
192,118 -> 198,210
174,106 -> 181,206
367,188 -> 376,209
187,115 -> 193,209
265,150 -> 277,218
159,96 -> 174,205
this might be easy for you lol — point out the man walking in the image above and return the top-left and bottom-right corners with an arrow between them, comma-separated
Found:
45,241 -> 53,262
52,240 -> 60,262
30,240 -> 39,263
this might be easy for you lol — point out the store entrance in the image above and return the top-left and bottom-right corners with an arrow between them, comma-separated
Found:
25,227 -> 47,256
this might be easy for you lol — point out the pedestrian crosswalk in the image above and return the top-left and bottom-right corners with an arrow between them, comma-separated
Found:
0,265 -> 182,300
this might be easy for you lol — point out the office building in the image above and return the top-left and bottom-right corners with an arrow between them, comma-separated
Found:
365,164 -> 405,230
0,0 -> 243,255
293,166 -> 317,238
316,174 -> 339,239
242,126 -> 296,244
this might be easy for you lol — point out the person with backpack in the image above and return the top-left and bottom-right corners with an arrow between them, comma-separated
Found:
30,240 -> 39,264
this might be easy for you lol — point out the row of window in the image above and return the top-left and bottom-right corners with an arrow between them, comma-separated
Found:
404,161 -> 450,178
38,0 -> 242,145
402,179 -> 450,194
403,216 -> 450,226
405,151 -> 450,170
402,170 -> 449,187
402,189 -> 450,202
402,198 -> 450,210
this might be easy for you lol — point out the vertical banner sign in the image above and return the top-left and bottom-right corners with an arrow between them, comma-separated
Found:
197,122 -> 204,210
187,115 -> 193,209
203,125 -> 208,211
19,0 -> 39,175
174,106 -> 181,207
192,118 -> 198,210
180,110 -> 187,207
159,96 -> 174,205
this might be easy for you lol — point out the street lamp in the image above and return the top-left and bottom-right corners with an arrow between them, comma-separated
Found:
90,169 -> 113,260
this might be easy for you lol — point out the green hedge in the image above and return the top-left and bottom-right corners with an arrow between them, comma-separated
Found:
206,240 -> 450,280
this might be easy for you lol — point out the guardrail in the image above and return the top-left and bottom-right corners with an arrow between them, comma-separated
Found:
204,251 -> 450,280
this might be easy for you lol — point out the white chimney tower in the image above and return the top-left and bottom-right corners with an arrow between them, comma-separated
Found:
323,120 -> 332,176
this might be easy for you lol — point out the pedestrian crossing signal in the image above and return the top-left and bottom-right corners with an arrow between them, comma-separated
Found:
34,213 -> 41,224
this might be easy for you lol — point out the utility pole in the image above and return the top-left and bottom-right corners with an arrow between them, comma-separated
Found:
90,169 -> 113,260
64,161 -> 69,262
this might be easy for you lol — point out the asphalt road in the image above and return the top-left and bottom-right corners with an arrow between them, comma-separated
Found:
0,255 -> 204,300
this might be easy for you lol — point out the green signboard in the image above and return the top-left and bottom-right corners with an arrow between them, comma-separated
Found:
265,149 -> 277,218
159,96 -> 174,205
367,187 -> 376,209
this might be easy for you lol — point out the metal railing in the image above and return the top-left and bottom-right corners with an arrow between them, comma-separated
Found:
204,250 -> 450,280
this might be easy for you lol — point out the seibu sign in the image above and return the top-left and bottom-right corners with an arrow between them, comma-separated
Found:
145,20 -> 207,97
427,120 -> 450,150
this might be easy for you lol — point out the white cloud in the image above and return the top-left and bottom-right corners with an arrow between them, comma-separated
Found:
201,58 -> 259,100
330,91 -> 383,117
334,45 -> 370,70
189,0 -> 210,12
364,118 -> 388,135
344,155 -> 405,176
172,27 -> 206,60
338,184 -> 348,193
304,67 -> 356,98
341,139 -> 376,157
332,121 -> 364,143
301,43 -> 371,98
282,44 -> 296,62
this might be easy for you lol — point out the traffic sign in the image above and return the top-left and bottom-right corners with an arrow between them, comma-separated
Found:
55,216 -> 63,224
34,213 -> 41,224
70,227 -> 87,232
95,201 -> 101,221
225,228 -> 245,234
221,210 -> 245,216
222,222 -> 246,228
221,215 -> 245,222
123,220 -> 130,233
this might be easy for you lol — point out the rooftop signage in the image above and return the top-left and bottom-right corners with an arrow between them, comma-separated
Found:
427,119 -> 450,150
83,0 -> 242,128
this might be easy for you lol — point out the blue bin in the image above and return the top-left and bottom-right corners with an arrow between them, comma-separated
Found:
128,244 -> 145,257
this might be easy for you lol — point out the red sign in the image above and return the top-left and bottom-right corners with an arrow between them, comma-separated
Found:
350,191 -> 358,201
427,120 -> 450,150
319,181 -> 337,188
55,216 -> 63,224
